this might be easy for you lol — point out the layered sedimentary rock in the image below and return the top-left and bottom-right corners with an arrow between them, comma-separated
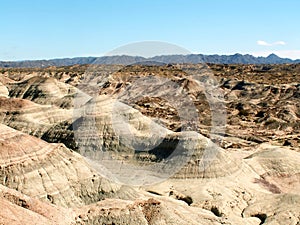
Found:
0,82 -> 9,98
0,183 -> 234,225
244,144 -> 300,194
146,144 -> 300,224
0,184 -> 76,225
94,64 -> 300,149
242,194 -> 300,224
0,97 -> 72,137
74,197 -> 230,225
73,95 -> 241,185
0,64 -> 299,225
0,125 -> 246,225
0,124 -> 138,208
8,76 -> 77,109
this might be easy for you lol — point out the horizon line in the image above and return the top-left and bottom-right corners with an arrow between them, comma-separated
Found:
1,52 -> 298,62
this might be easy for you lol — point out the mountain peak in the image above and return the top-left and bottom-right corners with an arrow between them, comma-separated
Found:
267,53 -> 280,58
1,53 -> 299,68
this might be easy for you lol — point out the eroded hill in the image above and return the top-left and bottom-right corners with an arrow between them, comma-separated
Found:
0,63 -> 299,224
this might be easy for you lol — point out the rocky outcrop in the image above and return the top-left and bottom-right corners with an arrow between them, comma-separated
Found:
146,144 -> 300,224
0,64 -> 299,225
0,97 -> 72,137
93,64 -> 300,151
8,76 -> 77,109
0,124 -> 138,208
0,184 -> 76,225
242,194 -> 300,224
72,95 -> 241,185
0,125 -> 255,225
244,144 -> 300,194
0,82 -> 8,98
74,197 -> 227,225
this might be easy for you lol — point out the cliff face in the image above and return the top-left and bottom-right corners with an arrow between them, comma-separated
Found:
0,64 -> 299,224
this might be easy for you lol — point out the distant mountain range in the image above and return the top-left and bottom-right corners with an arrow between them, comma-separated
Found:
1,53 -> 299,68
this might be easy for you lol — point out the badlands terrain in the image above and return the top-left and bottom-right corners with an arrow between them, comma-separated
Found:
0,63 -> 299,224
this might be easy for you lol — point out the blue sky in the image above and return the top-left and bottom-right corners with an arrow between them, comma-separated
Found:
1,0 -> 300,60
